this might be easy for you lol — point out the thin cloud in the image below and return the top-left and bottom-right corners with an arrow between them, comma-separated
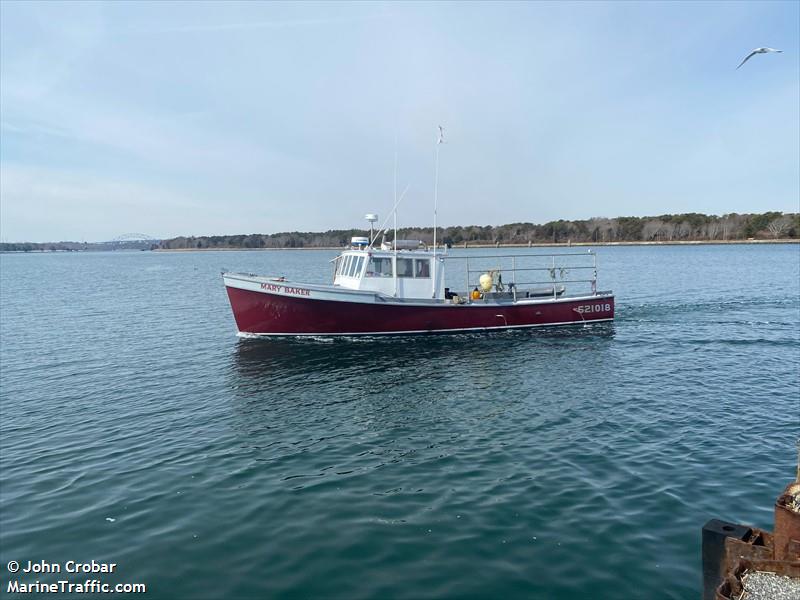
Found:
131,13 -> 391,35
1,119 -> 73,139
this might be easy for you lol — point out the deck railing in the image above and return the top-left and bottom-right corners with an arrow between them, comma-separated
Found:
443,251 -> 599,300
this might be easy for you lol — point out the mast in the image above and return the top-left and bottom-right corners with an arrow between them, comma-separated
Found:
432,126 -> 444,297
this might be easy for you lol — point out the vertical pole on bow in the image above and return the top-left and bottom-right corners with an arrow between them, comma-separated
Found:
393,138 -> 398,297
432,126 -> 443,298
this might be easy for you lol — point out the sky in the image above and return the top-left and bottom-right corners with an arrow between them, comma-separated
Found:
1,1 -> 798,242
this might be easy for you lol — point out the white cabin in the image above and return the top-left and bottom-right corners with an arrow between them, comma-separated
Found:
333,242 -> 445,299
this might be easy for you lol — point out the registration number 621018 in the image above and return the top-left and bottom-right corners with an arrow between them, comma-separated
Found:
575,303 -> 612,314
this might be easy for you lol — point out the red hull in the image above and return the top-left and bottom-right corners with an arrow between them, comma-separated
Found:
225,286 -> 614,336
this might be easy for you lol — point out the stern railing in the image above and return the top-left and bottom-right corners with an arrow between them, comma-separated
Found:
444,251 -> 600,300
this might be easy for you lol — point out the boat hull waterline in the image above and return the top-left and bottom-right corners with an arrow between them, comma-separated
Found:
224,274 -> 614,336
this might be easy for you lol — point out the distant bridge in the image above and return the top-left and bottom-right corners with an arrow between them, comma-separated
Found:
94,233 -> 162,250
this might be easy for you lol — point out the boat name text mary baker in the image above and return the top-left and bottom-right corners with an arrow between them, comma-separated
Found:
260,283 -> 311,296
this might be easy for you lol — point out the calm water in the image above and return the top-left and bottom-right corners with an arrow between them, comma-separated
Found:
1,244 -> 798,599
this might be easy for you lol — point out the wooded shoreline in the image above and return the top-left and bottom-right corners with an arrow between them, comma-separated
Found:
149,238 -> 800,252
3,212 -> 798,252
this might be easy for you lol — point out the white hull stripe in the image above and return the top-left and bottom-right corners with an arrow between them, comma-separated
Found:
236,318 -> 614,338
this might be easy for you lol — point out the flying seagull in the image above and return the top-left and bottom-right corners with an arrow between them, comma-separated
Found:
437,125 -> 445,144
737,47 -> 783,69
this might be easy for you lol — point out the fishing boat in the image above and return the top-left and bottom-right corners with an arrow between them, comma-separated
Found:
222,234 -> 614,337
223,128 -> 614,336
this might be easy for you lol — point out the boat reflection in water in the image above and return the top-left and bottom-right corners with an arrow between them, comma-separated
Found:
231,323 -> 616,384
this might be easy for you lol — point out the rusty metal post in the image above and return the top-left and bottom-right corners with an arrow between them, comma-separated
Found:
774,481 -> 800,561
702,519 -> 752,600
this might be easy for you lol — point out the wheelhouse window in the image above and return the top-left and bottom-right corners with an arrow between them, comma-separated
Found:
397,258 -> 414,278
339,256 -> 352,277
415,259 -> 430,278
352,256 -> 364,278
366,256 -> 393,277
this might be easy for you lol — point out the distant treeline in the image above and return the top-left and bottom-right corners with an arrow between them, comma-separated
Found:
2,212 -> 798,252
156,212 -> 800,250
0,240 -> 155,252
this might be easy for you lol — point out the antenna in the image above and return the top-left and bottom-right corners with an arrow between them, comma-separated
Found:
393,138 -> 399,297
432,125 -> 444,297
